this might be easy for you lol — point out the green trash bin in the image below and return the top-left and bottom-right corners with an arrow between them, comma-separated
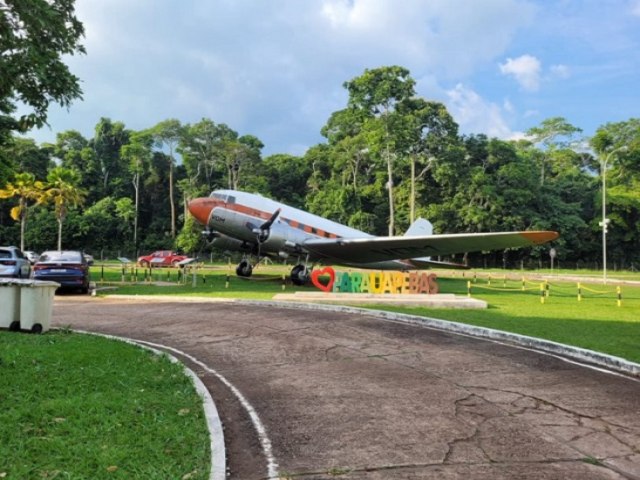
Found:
0,279 -> 20,331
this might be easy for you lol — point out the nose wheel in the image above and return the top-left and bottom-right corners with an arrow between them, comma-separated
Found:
236,260 -> 253,277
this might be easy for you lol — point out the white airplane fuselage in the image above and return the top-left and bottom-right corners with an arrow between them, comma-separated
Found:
188,189 -> 411,269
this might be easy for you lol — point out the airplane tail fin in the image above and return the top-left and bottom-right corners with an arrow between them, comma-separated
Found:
404,218 -> 433,237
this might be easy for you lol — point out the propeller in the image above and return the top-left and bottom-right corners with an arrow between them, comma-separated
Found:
253,208 -> 281,243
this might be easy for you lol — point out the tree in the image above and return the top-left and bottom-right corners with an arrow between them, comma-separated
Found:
91,118 -> 131,198
526,117 -> 582,186
42,167 -> 86,250
223,134 -> 264,190
343,66 -> 416,235
397,98 -> 459,224
0,0 -> 85,134
121,131 -> 152,249
152,119 -> 183,238
0,172 -> 44,250
590,119 -> 640,266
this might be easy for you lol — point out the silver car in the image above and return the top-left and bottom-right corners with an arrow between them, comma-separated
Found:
0,246 -> 32,278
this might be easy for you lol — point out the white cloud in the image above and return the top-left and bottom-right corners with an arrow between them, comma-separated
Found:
503,98 -> 515,113
28,0 -> 537,154
499,54 -> 542,91
550,64 -> 571,79
446,84 -> 514,139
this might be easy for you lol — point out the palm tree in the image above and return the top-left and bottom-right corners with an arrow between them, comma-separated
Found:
42,167 -> 86,250
0,172 -> 45,250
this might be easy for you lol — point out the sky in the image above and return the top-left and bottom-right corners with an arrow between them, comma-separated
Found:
24,0 -> 640,156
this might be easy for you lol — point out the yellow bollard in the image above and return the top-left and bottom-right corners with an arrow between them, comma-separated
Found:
540,283 -> 545,304
503,275 -> 506,288
488,274 -> 491,286
521,276 -> 525,291
617,286 -> 622,307
467,280 -> 471,298
545,279 -> 550,298
577,282 -> 582,302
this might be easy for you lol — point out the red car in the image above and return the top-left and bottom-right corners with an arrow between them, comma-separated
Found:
137,250 -> 188,267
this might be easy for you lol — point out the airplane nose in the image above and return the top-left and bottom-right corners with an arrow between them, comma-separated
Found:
188,198 -> 213,225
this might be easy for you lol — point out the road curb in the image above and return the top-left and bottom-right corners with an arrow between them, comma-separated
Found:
240,300 -> 640,379
104,294 -> 640,378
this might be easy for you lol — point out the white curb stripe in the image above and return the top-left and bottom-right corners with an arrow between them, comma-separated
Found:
134,339 -> 280,480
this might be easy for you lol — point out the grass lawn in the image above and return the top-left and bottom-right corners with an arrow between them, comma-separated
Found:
93,264 -> 640,364
366,276 -> 640,364
0,330 -> 210,480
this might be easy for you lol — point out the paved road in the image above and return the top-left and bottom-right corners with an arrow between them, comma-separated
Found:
52,297 -> 640,479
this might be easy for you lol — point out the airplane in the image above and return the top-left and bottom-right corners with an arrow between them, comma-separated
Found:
187,189 -> 559,285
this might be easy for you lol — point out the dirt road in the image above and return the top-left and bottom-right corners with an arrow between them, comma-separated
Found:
52,297 -> 640,479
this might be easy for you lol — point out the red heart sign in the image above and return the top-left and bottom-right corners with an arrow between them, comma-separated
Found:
311,267 -> 335,292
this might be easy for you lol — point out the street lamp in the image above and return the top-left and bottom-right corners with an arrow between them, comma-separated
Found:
599,145 -> 628,284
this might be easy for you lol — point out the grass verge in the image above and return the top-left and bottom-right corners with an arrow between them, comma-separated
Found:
0,330 -> 210,479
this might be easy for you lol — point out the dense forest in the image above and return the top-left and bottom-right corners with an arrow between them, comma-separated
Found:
1,65 -> 639,269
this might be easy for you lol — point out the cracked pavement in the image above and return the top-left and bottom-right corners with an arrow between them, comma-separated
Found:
52,297 -> 640,479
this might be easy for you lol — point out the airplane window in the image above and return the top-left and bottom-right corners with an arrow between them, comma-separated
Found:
227,196 -> 235,204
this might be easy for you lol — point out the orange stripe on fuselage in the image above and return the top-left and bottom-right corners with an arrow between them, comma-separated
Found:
220,203 -> 341,239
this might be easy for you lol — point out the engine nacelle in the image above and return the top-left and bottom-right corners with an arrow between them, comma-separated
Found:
259,223 -> 292,253
210,233 -> 252,252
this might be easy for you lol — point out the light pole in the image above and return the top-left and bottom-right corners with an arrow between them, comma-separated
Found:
599,145 -> 628,284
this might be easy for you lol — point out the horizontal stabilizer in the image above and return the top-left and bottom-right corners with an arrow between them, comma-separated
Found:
409,258 -> 469,270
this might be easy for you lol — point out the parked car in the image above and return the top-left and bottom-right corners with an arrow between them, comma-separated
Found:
137,250 -> 188,267
84,253 -> 95,265
0,246 -> 32,278
23,250 -> 39,264
33,250 -> 91,293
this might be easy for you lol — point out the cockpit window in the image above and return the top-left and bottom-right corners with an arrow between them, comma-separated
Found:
210,192 -> 224,200
227,196 -> 236,204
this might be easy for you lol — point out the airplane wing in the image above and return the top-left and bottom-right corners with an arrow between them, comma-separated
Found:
302,231 -> 558,264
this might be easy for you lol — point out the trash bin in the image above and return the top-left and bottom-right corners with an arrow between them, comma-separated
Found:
18,280 -> 59,334
0,279 -> 20,331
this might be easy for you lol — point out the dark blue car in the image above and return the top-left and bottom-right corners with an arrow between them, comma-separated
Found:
33,250 -> 91,293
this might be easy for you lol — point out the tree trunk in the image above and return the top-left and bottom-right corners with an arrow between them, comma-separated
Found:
57,217 -> 63,251
20,198 -> 26,251
168,149 -> 176,238
410,155 -> 415,224
386,145 -> 394,236
133,172 -> 139,248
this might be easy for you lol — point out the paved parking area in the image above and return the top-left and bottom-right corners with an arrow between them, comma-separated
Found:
52,297 -> 640,479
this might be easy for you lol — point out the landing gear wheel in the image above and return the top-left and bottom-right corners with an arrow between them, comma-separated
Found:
9,321 -> 20,332
236,260 -> 253,277
31,323 -> 43,334
290,264 -> 310,286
